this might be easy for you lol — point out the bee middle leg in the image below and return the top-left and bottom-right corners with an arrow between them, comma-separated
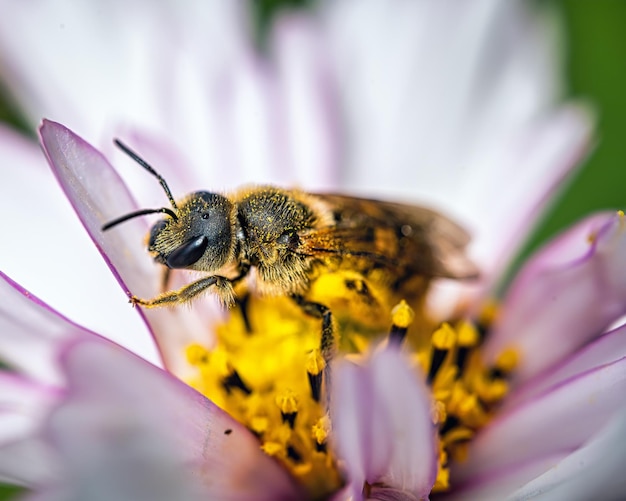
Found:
291,294 -> 338,407
291,295 -> 337,363
131,275 -> 235,308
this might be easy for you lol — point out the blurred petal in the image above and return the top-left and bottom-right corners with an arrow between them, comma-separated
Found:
39,120 -> 211,377
0,270 -> 84,383
504,322 -> 626,410
484,212 -> 626,381
370,348 -> 437,497
0,373 -> 58,444
453,356 -> 626,485
35,338 -> 305,501
332,358 -> 393,500
368,486 -> 420,501
442,454 -> 567,501
334,347 -> 437,499
0,0 -> 249,146
510,408 -> 626,500
270,14 -> 340,190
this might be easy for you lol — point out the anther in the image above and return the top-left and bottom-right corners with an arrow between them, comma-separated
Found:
494,348 -> 519,375
455,321 -> 479,372
287,445 -> 303,463
185,343 -> 210,366
389,300 -> 415,344
428,323 -> 456,384
221,369 -> 252,395
439,415 -> 460,435
312,415 -> 331,450
306,350 -> 326,402
277,392 -> 299,429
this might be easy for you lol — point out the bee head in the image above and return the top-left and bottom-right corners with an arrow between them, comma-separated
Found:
149,191 -> 236,271
102,140 -> 236,272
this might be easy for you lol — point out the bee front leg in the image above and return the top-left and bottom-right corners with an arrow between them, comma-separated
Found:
131,275 -> 235,308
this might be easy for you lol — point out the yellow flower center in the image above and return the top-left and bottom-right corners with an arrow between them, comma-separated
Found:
183,271 -> 517,498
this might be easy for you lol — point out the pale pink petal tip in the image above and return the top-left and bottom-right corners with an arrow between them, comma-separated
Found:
37,120 -> 209,377
485,211 -> 626,382
333,345 -> 437,499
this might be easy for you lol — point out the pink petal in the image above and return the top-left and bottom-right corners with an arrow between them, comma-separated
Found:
332,358 -> 393,500
510,408 -> 626,500
367,486 -> 420,501
36,338 -> 305,500
504,321 -> 626,410
442,453 -> 568,501
484,212 -> 626,382
0,373 -> 59,444
0,125 -> 150,359
452,356 -> 626,485
0,270 -> 86,384
370,348 -> 437,497
0,436 -> 54,487
334,346 -> 437,499
38,120 -> 210,378
0,272 -> 304,499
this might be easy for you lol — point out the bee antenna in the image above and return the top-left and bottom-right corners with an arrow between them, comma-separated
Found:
102,207 -> 178,231
114,139 -> 178,210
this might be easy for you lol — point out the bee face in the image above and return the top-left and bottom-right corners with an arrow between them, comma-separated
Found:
148,191 -> 236,271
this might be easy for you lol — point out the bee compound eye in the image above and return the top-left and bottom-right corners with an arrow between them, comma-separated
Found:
166,235 -> 209,269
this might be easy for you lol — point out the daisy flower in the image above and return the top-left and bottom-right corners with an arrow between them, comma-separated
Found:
1,1 -> 620,500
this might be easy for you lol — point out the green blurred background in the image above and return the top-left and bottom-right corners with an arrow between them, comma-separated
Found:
534,0 -> 626,245
0,0 -> 624,497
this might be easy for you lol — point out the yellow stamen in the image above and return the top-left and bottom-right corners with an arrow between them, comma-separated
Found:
392,300 -> 415,328
182,274 -> 517,497
495,347 -> 519,374
432,323 -> 457,350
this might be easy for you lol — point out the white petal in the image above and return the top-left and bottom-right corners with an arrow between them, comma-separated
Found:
270,14 -> 341,190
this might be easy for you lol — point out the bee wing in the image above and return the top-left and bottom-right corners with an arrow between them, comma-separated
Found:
299,194 -> 479,280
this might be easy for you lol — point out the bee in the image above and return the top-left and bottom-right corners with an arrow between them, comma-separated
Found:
103,140 -> 478,360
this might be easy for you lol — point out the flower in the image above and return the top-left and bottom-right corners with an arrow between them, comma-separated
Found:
0,0 -> 621,500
